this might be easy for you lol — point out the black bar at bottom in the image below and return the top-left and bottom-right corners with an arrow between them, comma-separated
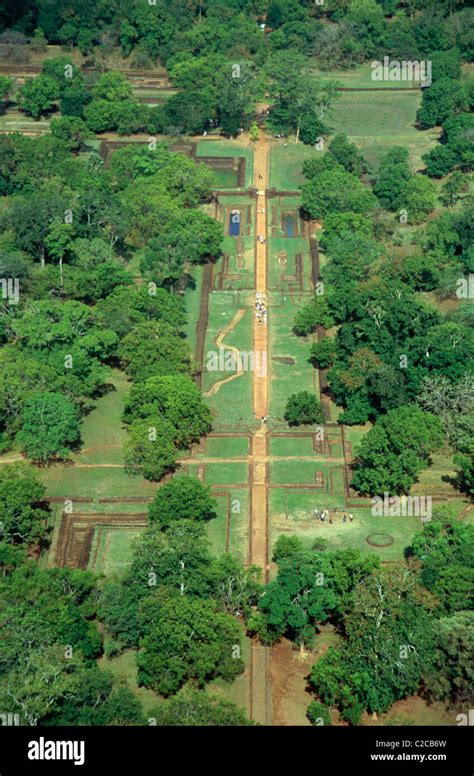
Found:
0,725 -> 471,774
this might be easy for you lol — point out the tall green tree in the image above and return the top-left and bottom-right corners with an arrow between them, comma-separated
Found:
17,392 -> 81,464
351,405 -> 444,495
137,593 -> 244,696
17,75 -> 59,119
148,476 -> 217,529
0,463 -> 48,545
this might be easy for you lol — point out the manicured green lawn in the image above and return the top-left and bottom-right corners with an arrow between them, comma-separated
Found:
195,435 -> 250,459
269,435 -> 315,457
89,526 -> 143,575
267,237 -> 313,292
204,461 -> 249,486
270,142 -> 320,189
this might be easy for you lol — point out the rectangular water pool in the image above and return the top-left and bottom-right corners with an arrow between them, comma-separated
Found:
229,210 -> 241,236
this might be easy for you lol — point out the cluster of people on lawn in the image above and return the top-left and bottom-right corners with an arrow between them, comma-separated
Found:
255,292 -> 267,324
314,508 -> 354,525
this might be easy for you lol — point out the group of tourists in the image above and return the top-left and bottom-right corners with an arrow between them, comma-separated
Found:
314,508 -> 354,525
255,292 -> 267,325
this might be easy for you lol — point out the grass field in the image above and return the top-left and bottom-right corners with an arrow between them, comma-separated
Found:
269,435 -> 315,457
206,487 -> 249,562
309,63 -> 424,89
269,489 -> 422,563
270,142 -> 319,189
39,465 -> 157,500
330,90 -> 422,137
269,88 -> 438,175
204,461 -> 249,486
191,435 -> 250,459
268,292 -> 319,422
269,430 -> 344,458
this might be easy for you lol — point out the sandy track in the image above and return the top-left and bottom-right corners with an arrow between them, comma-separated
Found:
249,135 -> 272,725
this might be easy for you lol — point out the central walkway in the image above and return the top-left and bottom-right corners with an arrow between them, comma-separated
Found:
249,137 -> 271,725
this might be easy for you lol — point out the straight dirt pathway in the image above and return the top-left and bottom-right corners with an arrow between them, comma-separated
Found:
249,136 -> 271,725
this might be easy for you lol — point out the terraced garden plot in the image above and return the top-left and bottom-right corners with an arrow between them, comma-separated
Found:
89,526 -> 143,575
211,165 -> 240,188
66,501 -> 151,514
133,87 -> 177,105
270,459 -> 342,486
269,434 -> 317,457
196,140 -> 254,188
267,237 -> 313,292
267,292 -> 319,422
191,435 -> 250,459
269,430 -> 344,458
203,461 -> 249,486
413,452 -> 466,499
206,487 -> 249,563
201,291 -> 254,429
216,235 -> 256,290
